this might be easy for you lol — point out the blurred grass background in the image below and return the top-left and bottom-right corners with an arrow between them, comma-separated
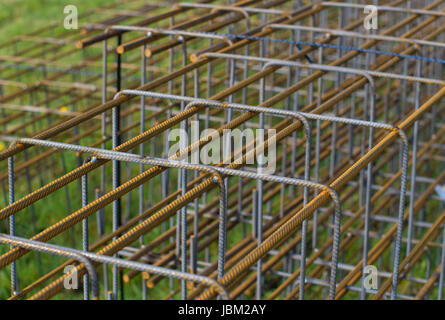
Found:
0,0 -> 111,38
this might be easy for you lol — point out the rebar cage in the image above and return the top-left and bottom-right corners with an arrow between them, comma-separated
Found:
0,0 -> 444,300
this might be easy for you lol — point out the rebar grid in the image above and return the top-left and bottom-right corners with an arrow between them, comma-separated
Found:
0,0 -> 444,301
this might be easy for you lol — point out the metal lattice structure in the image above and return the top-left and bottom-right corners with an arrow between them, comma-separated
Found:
0,0 -> 444,300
